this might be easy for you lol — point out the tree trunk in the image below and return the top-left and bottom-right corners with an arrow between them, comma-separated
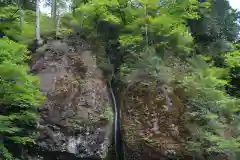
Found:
35,0 -> 42,44
144,4 -> 148,48
18,0 -> 22,26
51,0 -> 57,27
19,8 -> 22,25
56,14 -> 61,36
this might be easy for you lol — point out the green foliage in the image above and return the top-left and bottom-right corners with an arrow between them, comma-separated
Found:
0,6 -> 55,44
225,50 -> 240,68
100,103 -> 113,122
74,0 -> 205,53
178,56 -> 240,156
0,37 -> 44,159
193,0 -> 239,41
0,0 -> 36,10
0,144 -> 12,160
188,0 -> 240,57
59,12 -> 78,32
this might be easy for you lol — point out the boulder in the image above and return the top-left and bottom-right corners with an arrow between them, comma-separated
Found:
31,36 -> 113,159
120,75 -> 187,160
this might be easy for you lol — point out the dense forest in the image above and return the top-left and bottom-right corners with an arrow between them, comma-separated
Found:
0,0 -> 240,160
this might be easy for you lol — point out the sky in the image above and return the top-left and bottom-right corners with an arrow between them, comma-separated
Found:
40,0 -> 240,15
40,1 -> 51,15
229,0 -> 240,10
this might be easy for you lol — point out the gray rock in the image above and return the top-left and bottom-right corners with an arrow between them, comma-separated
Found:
31,37 -> 113,159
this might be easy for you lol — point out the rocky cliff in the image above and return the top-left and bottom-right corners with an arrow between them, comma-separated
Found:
28,35 -> 113,160
120,76 -> 187,160
119,70 -> 231,160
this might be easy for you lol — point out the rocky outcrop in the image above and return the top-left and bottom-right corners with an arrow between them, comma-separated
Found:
120,72 -> 188,160
30,36 -> 113,159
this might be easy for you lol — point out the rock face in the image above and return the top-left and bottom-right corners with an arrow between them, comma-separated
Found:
31,36 -> 113,159
120,73 -> 187,160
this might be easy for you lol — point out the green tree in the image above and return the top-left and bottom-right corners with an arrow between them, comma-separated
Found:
225,43 -> 240,97
0,37 -> 44,160
188,0 -> 240,56
0,5 -> 55,44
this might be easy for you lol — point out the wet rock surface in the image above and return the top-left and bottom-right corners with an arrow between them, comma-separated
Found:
31,36 -> 113,159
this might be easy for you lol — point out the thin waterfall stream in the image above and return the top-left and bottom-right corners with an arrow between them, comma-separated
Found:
107,55 -> 126,160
